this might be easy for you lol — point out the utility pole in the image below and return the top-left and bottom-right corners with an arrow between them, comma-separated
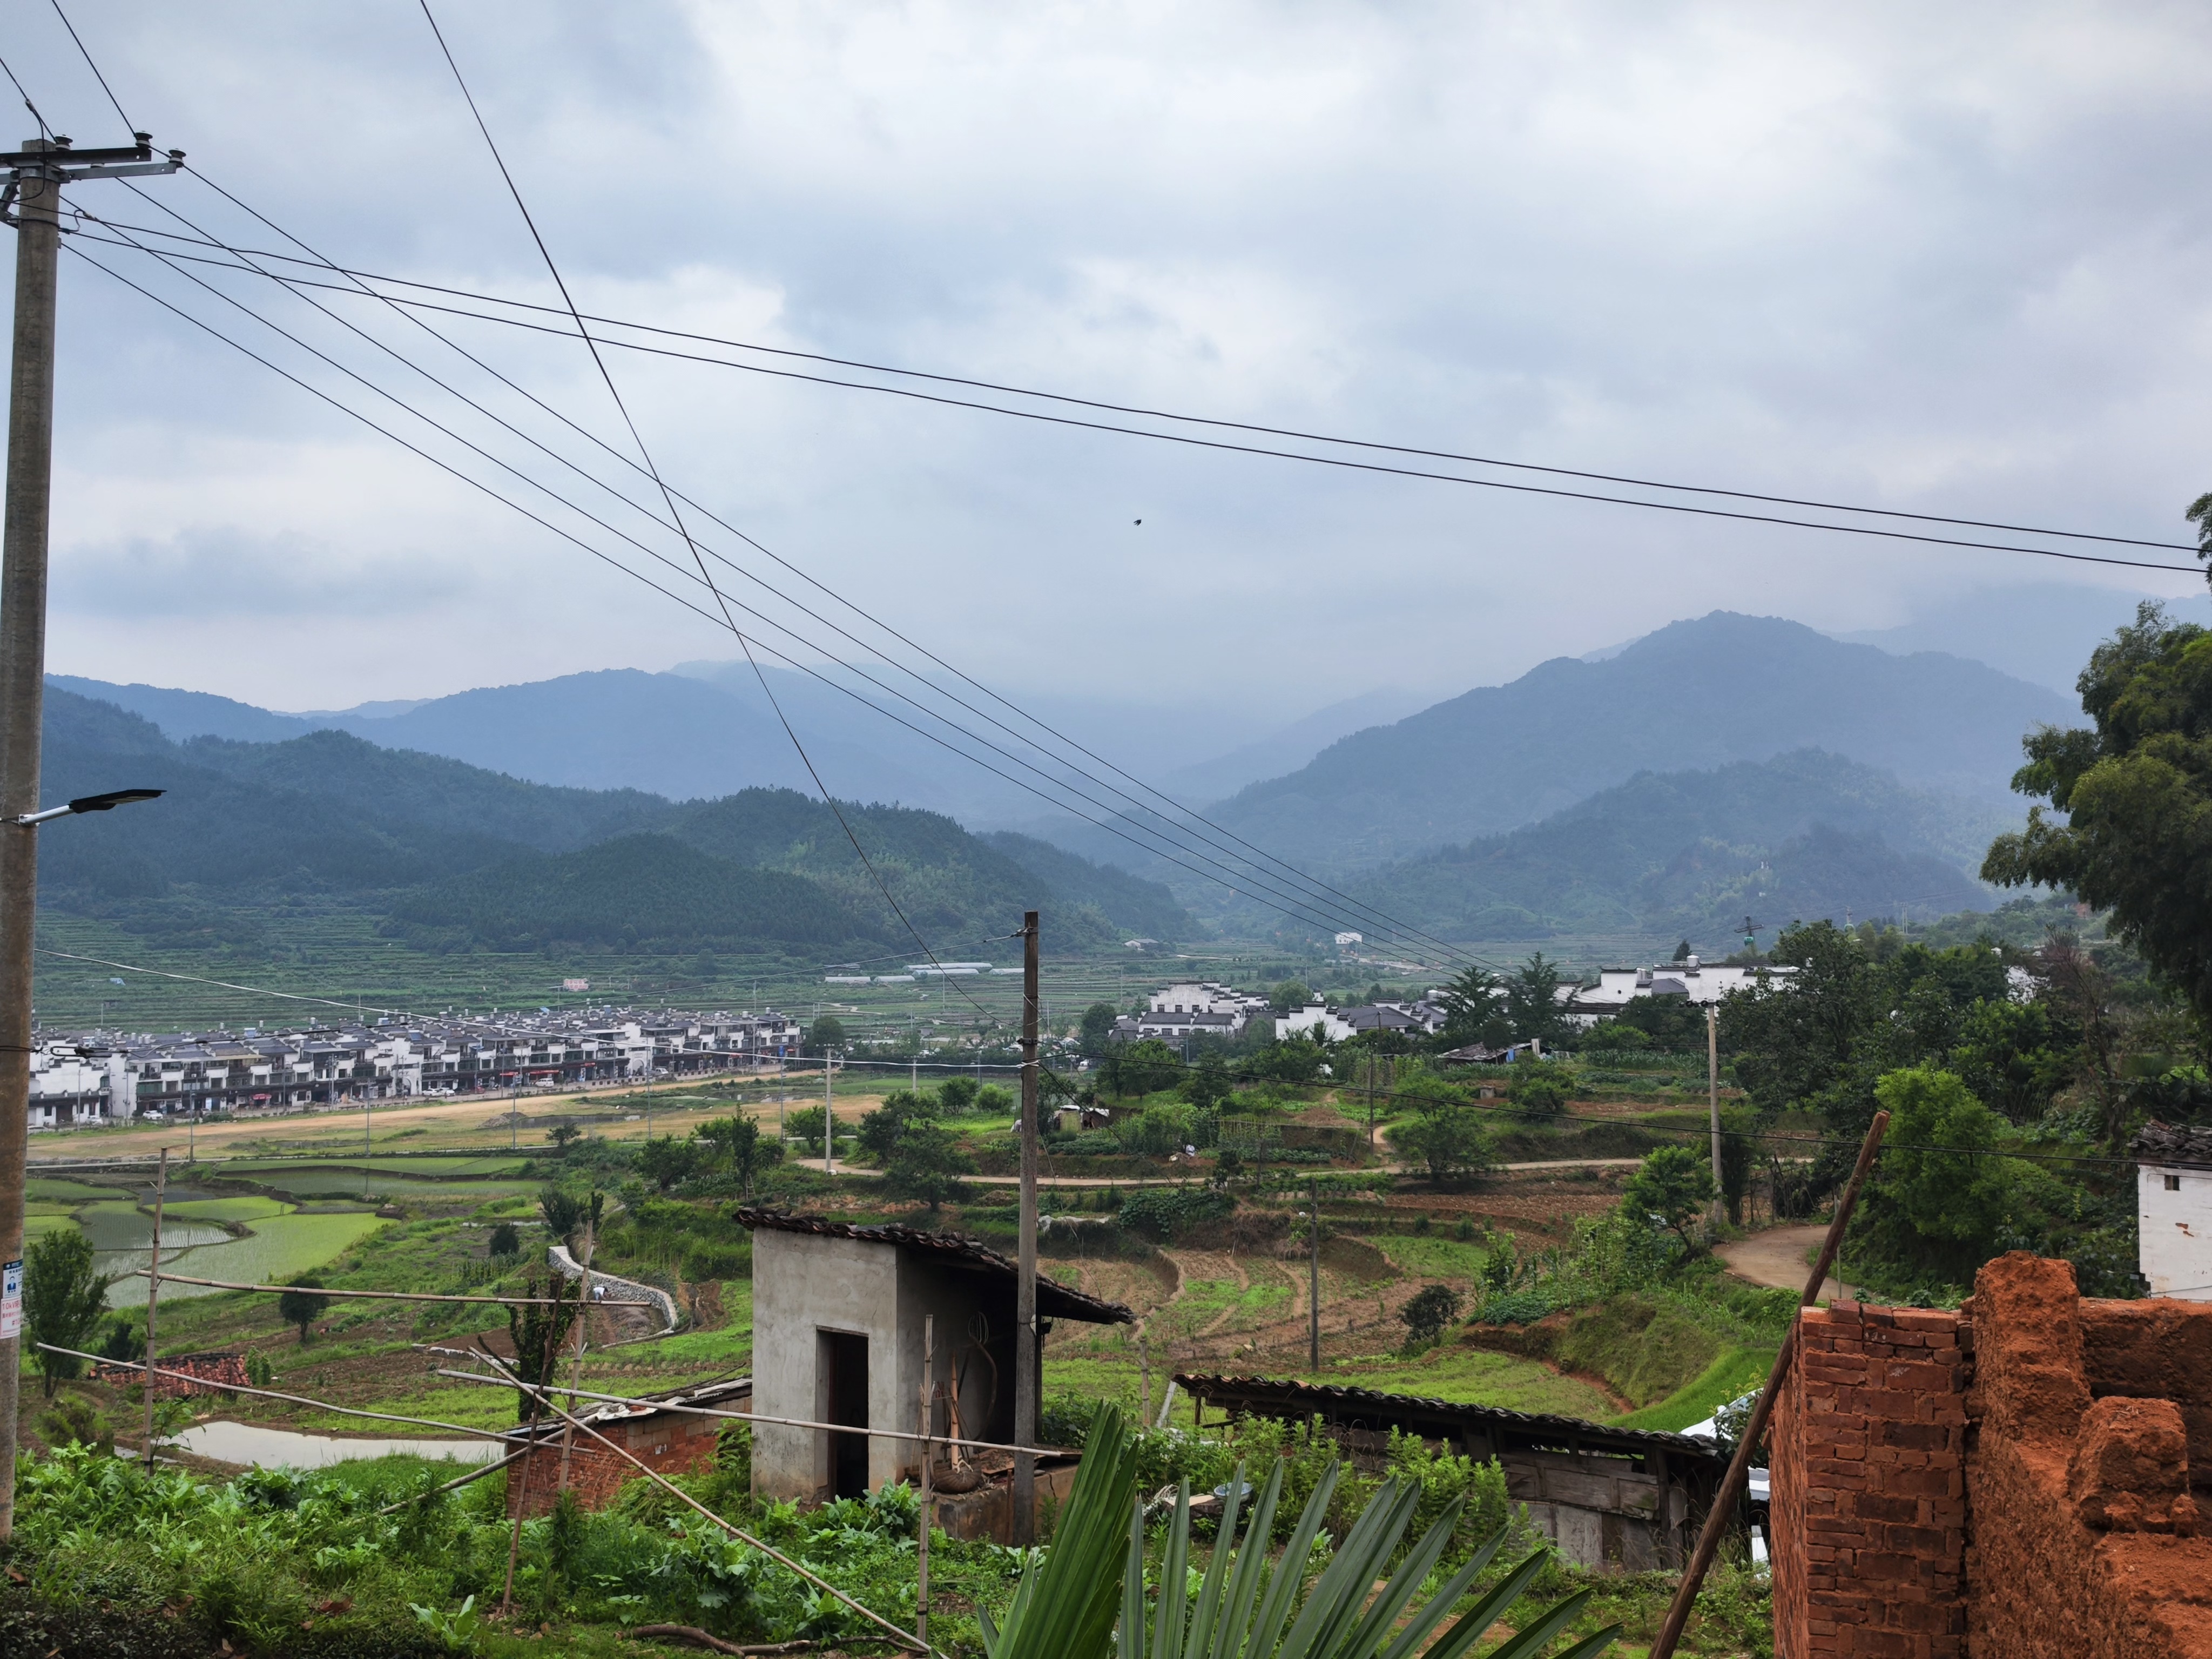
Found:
823,1048 -> 834,1173
0,133 -> 180,1539
1012,909 -> 1040,1543
1707,1003 -> 1725,1231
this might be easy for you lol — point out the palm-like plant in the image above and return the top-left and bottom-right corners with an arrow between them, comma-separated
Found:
983,1406 -> 1618,1659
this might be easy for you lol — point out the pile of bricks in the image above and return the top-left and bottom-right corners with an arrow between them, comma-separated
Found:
93,1350 -> 248,1398
1769,1302 -> 1971,1658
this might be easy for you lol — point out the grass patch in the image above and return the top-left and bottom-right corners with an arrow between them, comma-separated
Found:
1615,1344 -> 1779,1433
1326,1343 -> 1615,1415
1373,1235 -> 1493,1280
1553,1296 -> 1722,1408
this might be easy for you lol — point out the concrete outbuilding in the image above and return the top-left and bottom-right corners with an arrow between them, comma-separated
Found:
734,1209 -> 1134,1505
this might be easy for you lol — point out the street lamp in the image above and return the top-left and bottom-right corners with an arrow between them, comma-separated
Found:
10,787 -> 164,826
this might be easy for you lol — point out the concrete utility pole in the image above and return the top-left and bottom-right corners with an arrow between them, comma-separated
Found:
1011,909 -> 1040,1543
1707,1003 -> 1724,1230
0,132 -> 180,1540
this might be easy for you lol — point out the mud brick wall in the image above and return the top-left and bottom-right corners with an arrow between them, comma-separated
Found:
1769,1303 -> 1970,1659
1963,1254 -> 2212,1659
506,1406 -> 723,1518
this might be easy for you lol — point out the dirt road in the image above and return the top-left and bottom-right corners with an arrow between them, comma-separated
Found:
1716,1222 -> 1854,1303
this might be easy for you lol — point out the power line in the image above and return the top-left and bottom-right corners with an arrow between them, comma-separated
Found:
64,219 -> 1497,969
69,208 -> 1502,972
57,216 -> 2194,559
0,53 -> 53,141
415,1 -> 1011,1033
45,0 -> 133,134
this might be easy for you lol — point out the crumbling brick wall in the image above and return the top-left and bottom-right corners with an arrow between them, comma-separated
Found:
1768,1302 -> 1970,1658
506,1405 -> 723,1518
1963,1254 -> 2212,1658
1770,1253 -> 2212,1657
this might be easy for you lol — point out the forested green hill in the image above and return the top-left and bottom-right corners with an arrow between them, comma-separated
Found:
33,688 -> 1189,955
1346,750 -> 2004,941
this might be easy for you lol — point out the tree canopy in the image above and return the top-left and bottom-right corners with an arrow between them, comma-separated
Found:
24,1229 -> 112,1395
1983,602 -> 2212,1020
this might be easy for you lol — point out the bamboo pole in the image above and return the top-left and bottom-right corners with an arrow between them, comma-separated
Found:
140,1149 -> 166,1469
427,1369 -> 1078,1455
130,1271 -> 562,1304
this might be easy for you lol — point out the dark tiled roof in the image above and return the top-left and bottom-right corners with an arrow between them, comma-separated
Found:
2133,1121 -> 2212,1168
1174,1373 -> 1727,1464
733,1208 -> 1135,1324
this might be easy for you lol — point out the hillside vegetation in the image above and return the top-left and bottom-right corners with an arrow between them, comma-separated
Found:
35,687 -> 1189,957
1209,611 -> 2064,866
1346,749 -> 2006,940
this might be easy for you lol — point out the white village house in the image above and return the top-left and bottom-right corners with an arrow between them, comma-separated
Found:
2133,1122 -> 2212,1300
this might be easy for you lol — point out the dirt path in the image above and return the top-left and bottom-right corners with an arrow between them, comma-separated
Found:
1717,1223 -> 1854,1303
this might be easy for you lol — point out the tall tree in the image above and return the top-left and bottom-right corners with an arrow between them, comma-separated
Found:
1434,965 -> 1505,1046
1984,600 -> 2212,1019
1077,1002 -> 1119,1056
277,1276 -> 332,1346
1502,953 -> 1573,1049
24,1230 -> 112,1395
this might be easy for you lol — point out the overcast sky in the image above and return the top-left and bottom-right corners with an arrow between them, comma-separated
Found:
8,1 -> 2211,723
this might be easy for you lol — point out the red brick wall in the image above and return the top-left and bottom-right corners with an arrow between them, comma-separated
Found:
1769,1303 -> 1970,1658
1962,1255 -> 2212,1659
1770,1255 -> 2212,1658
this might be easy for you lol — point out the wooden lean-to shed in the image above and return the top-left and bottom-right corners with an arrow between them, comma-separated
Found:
734,1209 -> 1132,1521
1176,1373 -> 1729,1572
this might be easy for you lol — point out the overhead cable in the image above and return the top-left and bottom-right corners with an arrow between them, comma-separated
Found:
59,217 -> 2194,558
71,207 -> 1502,971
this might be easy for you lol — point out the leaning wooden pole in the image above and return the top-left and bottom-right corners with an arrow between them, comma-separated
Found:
1647,1108 -> 1890,1659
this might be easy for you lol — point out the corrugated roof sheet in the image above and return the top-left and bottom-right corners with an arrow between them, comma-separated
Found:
733,1207 -> 1135,1324
1174,1372 -> 1727,1462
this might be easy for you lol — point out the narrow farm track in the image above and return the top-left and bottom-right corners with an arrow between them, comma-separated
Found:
1717,1223 -> 1852,1301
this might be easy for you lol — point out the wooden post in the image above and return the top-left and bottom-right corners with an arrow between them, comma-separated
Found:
1647,1109 -> 1891,1659
1308,1177 -> 1321,1371
918,1314 -> 933,1645
141,1147 -> 167,1468
1012,910 -> 1040,1543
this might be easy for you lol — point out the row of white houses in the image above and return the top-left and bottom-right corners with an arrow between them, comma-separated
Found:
24,1008 -> 804,1129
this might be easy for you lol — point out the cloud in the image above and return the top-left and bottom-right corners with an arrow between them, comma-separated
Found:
4,0 -> 2207,716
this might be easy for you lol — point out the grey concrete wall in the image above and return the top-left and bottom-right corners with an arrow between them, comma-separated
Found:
751,1228 -> 900,1501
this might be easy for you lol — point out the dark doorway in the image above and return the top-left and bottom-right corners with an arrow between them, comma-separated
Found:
821,1330 -> 869,1498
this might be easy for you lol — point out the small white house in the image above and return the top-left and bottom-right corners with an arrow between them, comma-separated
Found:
2134,1123 -> 2212,1300
735,1210 -> 1132,1504
1274,1004 -> 1355,1044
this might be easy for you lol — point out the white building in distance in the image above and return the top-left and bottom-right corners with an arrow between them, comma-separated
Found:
1563,960 -> 1797,1026
2133,1122 -> 2212,1300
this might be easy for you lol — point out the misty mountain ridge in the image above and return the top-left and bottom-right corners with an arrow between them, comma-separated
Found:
50,663 -> 1404,826
1342,749 -> 2009,950
37,686 -> 1189,957
1195,611 -> 2068,869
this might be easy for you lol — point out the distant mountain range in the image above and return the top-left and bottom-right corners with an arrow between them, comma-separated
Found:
39,688 -> 1189,957
1344,750 -> 2009,947
49,664 -> 1406,824
47,602 -> 2102,958
1832,583 -> 2211,697
1192,612 -> 2069,869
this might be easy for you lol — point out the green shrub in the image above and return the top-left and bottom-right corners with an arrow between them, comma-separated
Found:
1116,1186 -> 1233,1241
